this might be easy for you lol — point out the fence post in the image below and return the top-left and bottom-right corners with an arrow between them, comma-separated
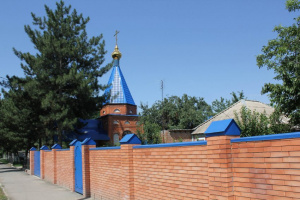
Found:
69,139 -> 77,192
51,144 -> 62,184
40,145 -> 49,179
205,119 -> 240,200
81,138 -> 96,198
120,134 -> 141,200
29,147 -> 36,175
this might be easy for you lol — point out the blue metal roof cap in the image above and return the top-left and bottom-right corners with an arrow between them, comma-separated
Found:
40,145 -> 49,150
81,138 -> 96,145
69,139 -> 78,146
51,144 -> 62,149
104,64 -> 135,105
30,147 -> 37,151
205,119 -> 241,137
120,134 -> 142,144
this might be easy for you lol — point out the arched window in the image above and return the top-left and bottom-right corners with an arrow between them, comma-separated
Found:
102,110 -> 106,114
113,133 -> 119,145
129,110 -> 133,114
113,120 -> 119,124
122,130 -> 131,137
125,121 -> 130,125
114,109 -> 120,113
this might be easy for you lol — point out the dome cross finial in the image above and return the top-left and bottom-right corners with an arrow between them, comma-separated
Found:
114,30 -> 120,45
112,30 -> 122,59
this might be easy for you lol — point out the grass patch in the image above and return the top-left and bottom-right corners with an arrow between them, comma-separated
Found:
0,159 -> 8,164
13,164 -> 22,168
0,186 -> 7,200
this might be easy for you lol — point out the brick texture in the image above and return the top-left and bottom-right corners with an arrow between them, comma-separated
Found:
32,134 -> 300,200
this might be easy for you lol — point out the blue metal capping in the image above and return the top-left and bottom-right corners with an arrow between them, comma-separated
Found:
133,141 -> 207,149
90,146 -> 121,151
231,132 -> 300,143
44,150 -> 52,152
56,149 -> 70,151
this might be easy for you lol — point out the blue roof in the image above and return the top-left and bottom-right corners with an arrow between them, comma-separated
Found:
205,119 -> 235,134
205,119 -> 241,137
120,133 -> 142,144
66,119 -> 110,141
104,61 -> 135,105
76,119 -> 110,141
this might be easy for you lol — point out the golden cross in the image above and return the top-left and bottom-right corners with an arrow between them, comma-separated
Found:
114,30 -> 120,45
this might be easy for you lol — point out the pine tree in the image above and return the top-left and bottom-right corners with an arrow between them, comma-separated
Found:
13,1 -> 111,145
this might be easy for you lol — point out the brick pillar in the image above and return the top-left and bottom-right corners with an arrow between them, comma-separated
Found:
82,143 -> 96,198
70,145 -> 75,192
29,148 -> 36,175
121,144 -> 135,200
52,149 -> 57,184
40,145 -> 49,180
40,150 -> 45,179
207,135 -> 239,200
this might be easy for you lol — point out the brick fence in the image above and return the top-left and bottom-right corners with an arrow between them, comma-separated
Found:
30,119 -> 300,199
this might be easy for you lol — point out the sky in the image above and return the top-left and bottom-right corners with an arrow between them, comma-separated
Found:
0,0 -> 298,109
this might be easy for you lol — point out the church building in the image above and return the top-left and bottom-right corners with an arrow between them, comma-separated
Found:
99,42 -> 139,145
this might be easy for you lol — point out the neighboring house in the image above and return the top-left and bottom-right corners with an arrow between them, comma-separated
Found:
191,99 -> 289,141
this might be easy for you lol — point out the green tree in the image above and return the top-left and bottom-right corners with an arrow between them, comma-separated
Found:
0,76 -> 46,166
212,91 -> 245,114
12,1 -> 111,145
139,94 -> 212,143
256,0 -> 300,125
234,106 -> 290,137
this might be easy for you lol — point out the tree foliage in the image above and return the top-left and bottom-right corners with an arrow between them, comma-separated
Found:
234,106 -> 291,137
139,94 -> 212,143
212,91 -> 245,114
257,0 -> 300,125
0,0 -> 111,151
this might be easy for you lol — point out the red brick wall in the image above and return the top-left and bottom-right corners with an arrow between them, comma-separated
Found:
56,150 -> 73,190
232,138 -> 300,199
43,151 -> 54,183
31,132 -> 300,200
89,148 -> 123,199
133,145 -> 208,199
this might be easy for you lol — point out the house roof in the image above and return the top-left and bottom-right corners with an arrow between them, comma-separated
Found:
104,58 -> 135,105
192,100 -> 288,135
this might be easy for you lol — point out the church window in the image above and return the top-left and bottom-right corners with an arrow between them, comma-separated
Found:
113,120 -> 119,124
113,133 -> 120,145
103,111 -> 106,114
114,109 -> 120,113
129,110 -> 133,114
125,121 -> 130,125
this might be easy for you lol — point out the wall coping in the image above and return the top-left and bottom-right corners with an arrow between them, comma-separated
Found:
90,146 -> 121,151
44,150 -> 52,152
56,149 -> 70,151
133,141 -> 207,149
231,131 -> 300,143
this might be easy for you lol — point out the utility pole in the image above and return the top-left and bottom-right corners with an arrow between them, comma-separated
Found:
161,80 -> 165,143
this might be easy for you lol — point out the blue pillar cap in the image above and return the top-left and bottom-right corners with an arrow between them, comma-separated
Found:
40,145 -> 49,150
51,144 -> 62,149
81,138 -> 96,145
69,139 -> 78,146
30,147 -> 37,151
120,133 -> 142,145
205,119 -> 241,137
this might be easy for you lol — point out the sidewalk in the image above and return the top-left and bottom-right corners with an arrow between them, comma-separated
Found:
0,163 -> 87,200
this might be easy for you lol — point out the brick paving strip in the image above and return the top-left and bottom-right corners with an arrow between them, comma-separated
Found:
0,162 -> 88,200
